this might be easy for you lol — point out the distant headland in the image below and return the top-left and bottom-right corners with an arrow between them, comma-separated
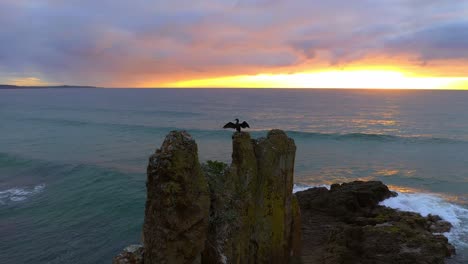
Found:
0,84 -> 98,89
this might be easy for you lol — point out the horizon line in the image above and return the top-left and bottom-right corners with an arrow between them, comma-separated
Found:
2,84 -> 468,91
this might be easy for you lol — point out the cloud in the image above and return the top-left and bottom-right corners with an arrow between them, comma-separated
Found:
386,22 -> 468,61
0,0 -> 468,86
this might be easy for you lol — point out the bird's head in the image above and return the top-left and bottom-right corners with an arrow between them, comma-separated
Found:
235,118 -> 239,122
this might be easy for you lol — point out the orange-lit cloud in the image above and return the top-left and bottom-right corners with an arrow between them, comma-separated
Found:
1,0 -> 468,88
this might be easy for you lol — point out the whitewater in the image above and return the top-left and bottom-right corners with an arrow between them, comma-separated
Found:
293,183 -> 468,263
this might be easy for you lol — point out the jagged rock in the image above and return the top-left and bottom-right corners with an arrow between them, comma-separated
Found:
427,214 -> 452,233
202,130 -> 301,264
296,181 -> 455,264
143,131 -> 210,264
113,244 -> 144,264
115,131 -> 455,264
312,181 -> 397,220
117,130 -> 300,264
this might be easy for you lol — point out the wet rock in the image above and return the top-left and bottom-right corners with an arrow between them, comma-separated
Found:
296,181 -> 455,264
113,244 -> 144,264
427,214 -> 452,233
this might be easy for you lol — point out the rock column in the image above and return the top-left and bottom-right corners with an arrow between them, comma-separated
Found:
143,131 -> 210,264
202,130 -> 301,264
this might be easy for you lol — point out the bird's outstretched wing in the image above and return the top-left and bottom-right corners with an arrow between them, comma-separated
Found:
223,122 -> 236,129
240,121 -> 250,128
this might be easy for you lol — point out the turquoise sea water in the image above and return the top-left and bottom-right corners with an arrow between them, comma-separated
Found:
1,88 -> 467,263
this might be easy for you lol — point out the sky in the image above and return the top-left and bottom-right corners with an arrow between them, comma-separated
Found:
1,0 -> 468,89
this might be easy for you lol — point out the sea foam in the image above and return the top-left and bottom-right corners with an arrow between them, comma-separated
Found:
0,184 -> 45,204
293,183 -> 468,249
293,183 -> 329,193
381,192 -> 468,248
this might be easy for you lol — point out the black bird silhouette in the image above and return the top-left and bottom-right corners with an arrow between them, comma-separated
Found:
223,118 -> 250,132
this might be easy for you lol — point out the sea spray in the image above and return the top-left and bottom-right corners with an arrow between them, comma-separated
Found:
381,192 -> 468,248
293,183 -> 468,249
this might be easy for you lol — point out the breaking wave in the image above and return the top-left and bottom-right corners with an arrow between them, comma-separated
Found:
292,184 -> 468,249
381,192 -> 468,248
0,184 -> 45,204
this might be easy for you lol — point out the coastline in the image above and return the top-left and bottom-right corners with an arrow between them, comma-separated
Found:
0,84 -> 98,89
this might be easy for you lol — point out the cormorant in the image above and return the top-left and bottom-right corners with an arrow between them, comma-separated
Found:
223,118 -> 250,132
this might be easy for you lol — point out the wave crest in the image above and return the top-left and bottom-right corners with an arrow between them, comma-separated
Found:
0,184 -> 45,204
286,131 -> 462,144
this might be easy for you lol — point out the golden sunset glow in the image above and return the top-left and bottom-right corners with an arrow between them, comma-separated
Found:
164,70 -> 468,89
9,77 -> 51,86
2,1 -> 468,89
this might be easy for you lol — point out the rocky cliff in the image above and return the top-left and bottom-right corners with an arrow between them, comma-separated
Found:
113,130 -> 455,264
114,130 -> 300,264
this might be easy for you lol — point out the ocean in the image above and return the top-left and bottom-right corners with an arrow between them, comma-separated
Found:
1,88 -> 467,263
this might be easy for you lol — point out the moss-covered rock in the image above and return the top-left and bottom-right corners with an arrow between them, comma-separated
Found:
290,195 -> 302,263
114,130 -> 455,264
117,130 -> 301,264
201,130 -> 300,264
252,130 -> 298,263
201,159 -> 240,264
296,181 -> 455,264
143,131 -> 210,264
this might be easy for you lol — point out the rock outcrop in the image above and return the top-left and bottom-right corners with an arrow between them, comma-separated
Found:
296,181 -> 455,264
113,131 -> 455,264
202,130 -> 301,264
113,244 -> 144,264
143,131 -> 210,264
251,130 -> 301,263
115,129 -> 300,264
